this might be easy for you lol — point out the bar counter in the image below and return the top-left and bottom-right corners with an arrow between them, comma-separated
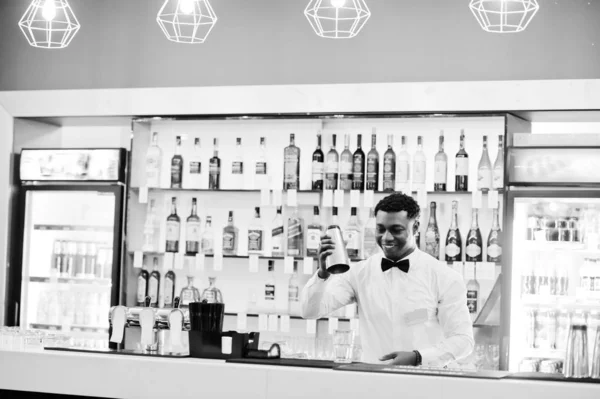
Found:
0,350 -> 598,399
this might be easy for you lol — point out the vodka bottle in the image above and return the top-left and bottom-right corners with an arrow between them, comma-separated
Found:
248,207 -> 265,255
143,199 -> 159,252
455,130 -> 469,191
271,206 -> 285,257
312,133 -> 325,190
283,133 -> 300,190
343,207 -> 362,260
477,136 -> 492,192
413,136 -> 426,187
164,270 -> 176,308
306,206 -> 323,258
165,197 -> 181,253
445,200 -> 462,262
209,138 -> 221,190
231,137 -> 244,189
467,270 -> 480,318
366,130 -> 380,191
187,137 -> 202,189
149,257 -> 161,308
325,134 -> 339,190
382,134 -> 396,192
288,261 -> 300,316
434,130 -> 447,191
396,136 -> 410,189
466,209 -> 483,262
145,132 -> 162,188
185,198 -> 201,255
171,136 -> 184,189
363,209 -> 378,258
179,276 -> 201,308
136,262 -> 149,306
255,137 -> 269,189
287,207 -> 304,257
352,134 -> 366,190
492,135 -> 504,190
264,261 -> 276,314
424,201 -> 440,259
201,276 -> 223,303
487,207 -> 502,263
222,211 -> 238,255
201,216 -> 214,255
340,134 -> 353,191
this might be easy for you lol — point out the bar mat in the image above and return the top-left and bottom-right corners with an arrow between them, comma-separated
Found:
227,357 -> 338,369
506,372 -> 600,384
334,363 -> 511,380
44,346 -> 189,358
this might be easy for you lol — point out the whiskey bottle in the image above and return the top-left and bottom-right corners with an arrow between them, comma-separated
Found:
179,276 -> 201,308
325,134 -> 339,190
287,207 -> 304,257
288,261 -> 300,316
343,207 -> 362,260
148,257 -> 161,308
231,137 -> 244,188
306,206 -> 323,258
187,137 -> 202,189
434,130 -> 447,191
466,270 -> 480,318
283,133 -> 300,190
311,133 -> 325,190
455,130 -> 469,191
340,134 -> 353,191
492,135 -> 504,190
477,136 -> 492,192
164,270 -> 176,308
255,137 -> 268,189
248,207 -> 264,255
396,136 -> 410,189
201,276 -> 223,303
185,198 -> 201,255
165,197 -> 181,253
487,207 -> 502,263
366,130 -> 379,191
382,134 -> 396,192
209,138 -> 221,190
136,261 -> 149,306
413,136 -> 426,188
271,206 -> 285,257
264,260 -> 276,314
445,200 -> 462,262
145,131 -> 162,188
171,136 -> 184,189
466,208 -> 483,262
222,211 -> 238,255
352,134 -> 365,190
424,201 -> 440,259
363,208 -> 378,258
201,216 -> 214,255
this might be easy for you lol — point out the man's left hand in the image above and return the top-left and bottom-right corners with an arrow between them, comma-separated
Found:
379,351 -> 417,366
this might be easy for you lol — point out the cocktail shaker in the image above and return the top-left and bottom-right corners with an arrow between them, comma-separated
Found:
564,324 -> 589,378
591,327 -> 600,379
325,225 -> 350,274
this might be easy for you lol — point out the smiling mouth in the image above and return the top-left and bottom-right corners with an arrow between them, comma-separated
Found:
382,244 -> 396,249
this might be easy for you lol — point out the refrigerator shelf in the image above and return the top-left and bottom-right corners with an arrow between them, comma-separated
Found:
32,223 -> 114,233
521,348 -> 566,359
128,251 -> 359,263
521,240 -> 600,254
521,295 -> 600,310
30,323 -> 109,334
29,276 -> 112,286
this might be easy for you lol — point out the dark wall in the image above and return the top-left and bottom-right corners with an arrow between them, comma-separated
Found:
0,0 -> 599,91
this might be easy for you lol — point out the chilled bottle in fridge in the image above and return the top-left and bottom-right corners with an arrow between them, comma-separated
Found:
248,207 -> 264,255
265,260 -> 276,313
171,136 -> 184,189
222,211 -> 238,256
492,135 -> 504,190
187,138 -> 203,189
413,136 -> 426,188
363,209 -> 378,258
325,134 -> 339,190
137,263 -> 149,306
312,133 -> 325,190
166,197 -> 181,253
146,132 -> 162,188
445,200 -> 462,262
425,202 -> 440,259
467,270 -> 480,317
283,133 -> 301,190
343,207 -> 362,260
271,206 -> 285,257
366,130 -> 380,191
164,270 -> 176,308
455,130 -> 469,191
434,130 -> 447,192
180,276 -> 201,308
382,134 -> 396,192
287,207 -> 304,257
396,136 -> 410,190
306,206 -> 323,258
231,137 -> 244,189
352,134 -> 366,191
340,134 -> 353,191
149,257 -> 161,308
477,136 -> 492,192
288,261 -> 300,316
201,216 -> 214,255
255,137 -> 268,189
209,138 -> 221,190
466,209 -> 483,262
487,207 -> 502,263
186,198 -> 201,255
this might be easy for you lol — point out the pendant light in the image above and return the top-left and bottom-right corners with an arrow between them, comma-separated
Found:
18,0 -> 80,49
305,0 -> 371,39
157,0 -> 218,44
470,0 -> 539,33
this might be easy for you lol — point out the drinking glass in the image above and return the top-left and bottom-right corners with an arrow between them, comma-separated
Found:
332,329 -> 354,364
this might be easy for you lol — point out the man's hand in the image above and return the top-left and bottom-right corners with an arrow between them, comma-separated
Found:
379,351 -> 417,366
317,234 -> 335,279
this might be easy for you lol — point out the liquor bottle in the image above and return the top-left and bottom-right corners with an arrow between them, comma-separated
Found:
477,136 -> 492,192
209,138 -> 221,190
396,136 -> 410,189
231,137 -> 244,188
492,135 -> 504,190
271,206 -> 285,257
332,207 -> 339,226
363,208 -> 378,258
283,133 -> 300,190
312,133 -> 325,190
306,206 -> 323,258
201,216 -> 214,255
413,136 -> 426,187
288,261 -> 300,316
222,211 -> 238,255
187,137 -> 202,189
343,207 -> 362,260
287,207 -> 304,257
264,260 -> 276,313
455,130 -> 469,191
366,130 -> 379,191
487,207 -> 503,263
382,135 -> 396,192
325,134 -> 339,190
146,132 -> 162,188
466,208 -> 483,262
179,276 -> 201,308
255,137 -> 268,189
142,199 -> 159,252
185,198 -> 201,255
166,197 -> 181,253
466,270 -> 480,317
164,270 -> 176,308
136,261 -> 149,306
149,257 -> 161,308
424,202 -> 440,259
445,200 -> 462,262
434,130 -> 447,191
340,134 -> 353,191
201,276 -> 223,303
248,207 -> 264,255
352,134 -> 366,190
171,136 -> 184,189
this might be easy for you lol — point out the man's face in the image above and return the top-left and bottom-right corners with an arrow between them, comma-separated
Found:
375,210 -> 418,260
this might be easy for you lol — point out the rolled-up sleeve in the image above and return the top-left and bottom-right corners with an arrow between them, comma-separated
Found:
301,271 -> 356,319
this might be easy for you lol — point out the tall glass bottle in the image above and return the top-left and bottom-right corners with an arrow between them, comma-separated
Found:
142,199 -> 159,252
166,197 -> 181,253
325,134 -> 339,190
487,207 -> 503,263
264,261 -> 276,314
209,138 -> 221,190
222,211 -> 238,255
340,134 -> 353,191
179,276 -> 201,308
424,202 -> 440,259
201,277 -> 223,303
413,136 -> 426,187
187,137 -> 202,189
466,208 -> 483,262
352,134 -> 366,190
171,136 -> 184,189
363,209 -> 378,258
271,206 -> 285,257
164,270 -> 176,308
467,269 -> 480,318
382,134 -> 396,192
287,207 -> 304,257
455,130 -> 469,191
185,198 -> 201,255
492,135 -> 504,190
283,133 -> 300,190
477,136 -> 492,192
366,130 -> 379,191
255,137 -> 268,189
311,133 -> 324,190
306,206 -> 323,258
231,137 -> 244,188
343,207 -> 362,260
148,257 -> 161,308
288,261 -> 300,316
146,132 -> 162,188
248,207 -> 264,255
445,200 -> 462,262
201,216 -> 214,255
396,136 -> 410,189
136,261 -> 149,306
434,130 -> 447,191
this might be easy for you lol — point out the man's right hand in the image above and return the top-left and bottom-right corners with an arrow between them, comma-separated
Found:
318,234 -> 336,279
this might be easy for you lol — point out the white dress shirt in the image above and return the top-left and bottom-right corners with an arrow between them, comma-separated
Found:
301,248 -> 474,366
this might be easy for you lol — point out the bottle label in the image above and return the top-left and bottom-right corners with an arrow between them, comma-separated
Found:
272,226 -> 284,253
164,278 -> 174,305
289,286 -> 299,302
209,160 -> 220,175
456,157 -> 468,176
487,243 -> 502,259
306,228 -> 322,256
248,229 -> 263,251
171,158 -> 182,184
434,160 -> 447,184
201,238 -> 213,253
397,160 -> 409,183
222,232 -> 235,251
166,221 -> 180,241
312,161 -> 324,179
284,153 -> 299,184
446,242 -> 461,258
353,158 -> 364,180
287,221 -> 303,254
343,230 -> 360,257
367,158 -> 377,174
256,161 -> 267,175
425,231 -> 439,258
149,277 -> 158,304
326,159 -> 338,174
383,158 -> 395,189
466,243 -> 482,257
493,166 -> 503,189
186,222 -> 201,241
467,290 -> 478,313
478,167 -> 492,189
232,161 -> 243,174
146,156 -> 160,186
340,160 -> 352,175
137,275 -> 146,303
181,290 -> 194,305
413,161 -> 426,184
265,284 -> 275,301
189,161 -> 201,174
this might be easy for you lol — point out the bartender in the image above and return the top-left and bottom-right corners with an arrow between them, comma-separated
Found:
301,193 -> 474,367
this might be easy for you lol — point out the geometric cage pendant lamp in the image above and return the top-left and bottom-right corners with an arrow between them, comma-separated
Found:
305,0 -> 371,39
18,0 -> 81,49
469,0 -> 540,33
157,0 -> 218,43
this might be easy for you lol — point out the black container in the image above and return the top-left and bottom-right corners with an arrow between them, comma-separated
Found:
188,330 -> 260,360
189,302 -> 225,333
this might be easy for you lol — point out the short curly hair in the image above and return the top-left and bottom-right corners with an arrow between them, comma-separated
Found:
374,193 -> 420,220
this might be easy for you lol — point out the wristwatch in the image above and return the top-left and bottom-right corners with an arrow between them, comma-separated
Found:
413,350 -> 422,366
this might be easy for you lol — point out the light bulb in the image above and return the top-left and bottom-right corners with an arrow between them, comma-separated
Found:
179,0 -> 195,14
331,0 -> 346,8
42,0 -> 57,21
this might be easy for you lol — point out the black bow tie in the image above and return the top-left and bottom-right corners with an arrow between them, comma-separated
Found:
381,258 -> 410,273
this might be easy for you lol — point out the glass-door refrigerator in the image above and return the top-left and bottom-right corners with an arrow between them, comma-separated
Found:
11,148 -> 127,349
502,142 -> 600,374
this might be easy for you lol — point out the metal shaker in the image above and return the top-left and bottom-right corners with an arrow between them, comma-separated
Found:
591,327 -> 600,379
564,324 -> 589,378
325,225 -> 350,274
